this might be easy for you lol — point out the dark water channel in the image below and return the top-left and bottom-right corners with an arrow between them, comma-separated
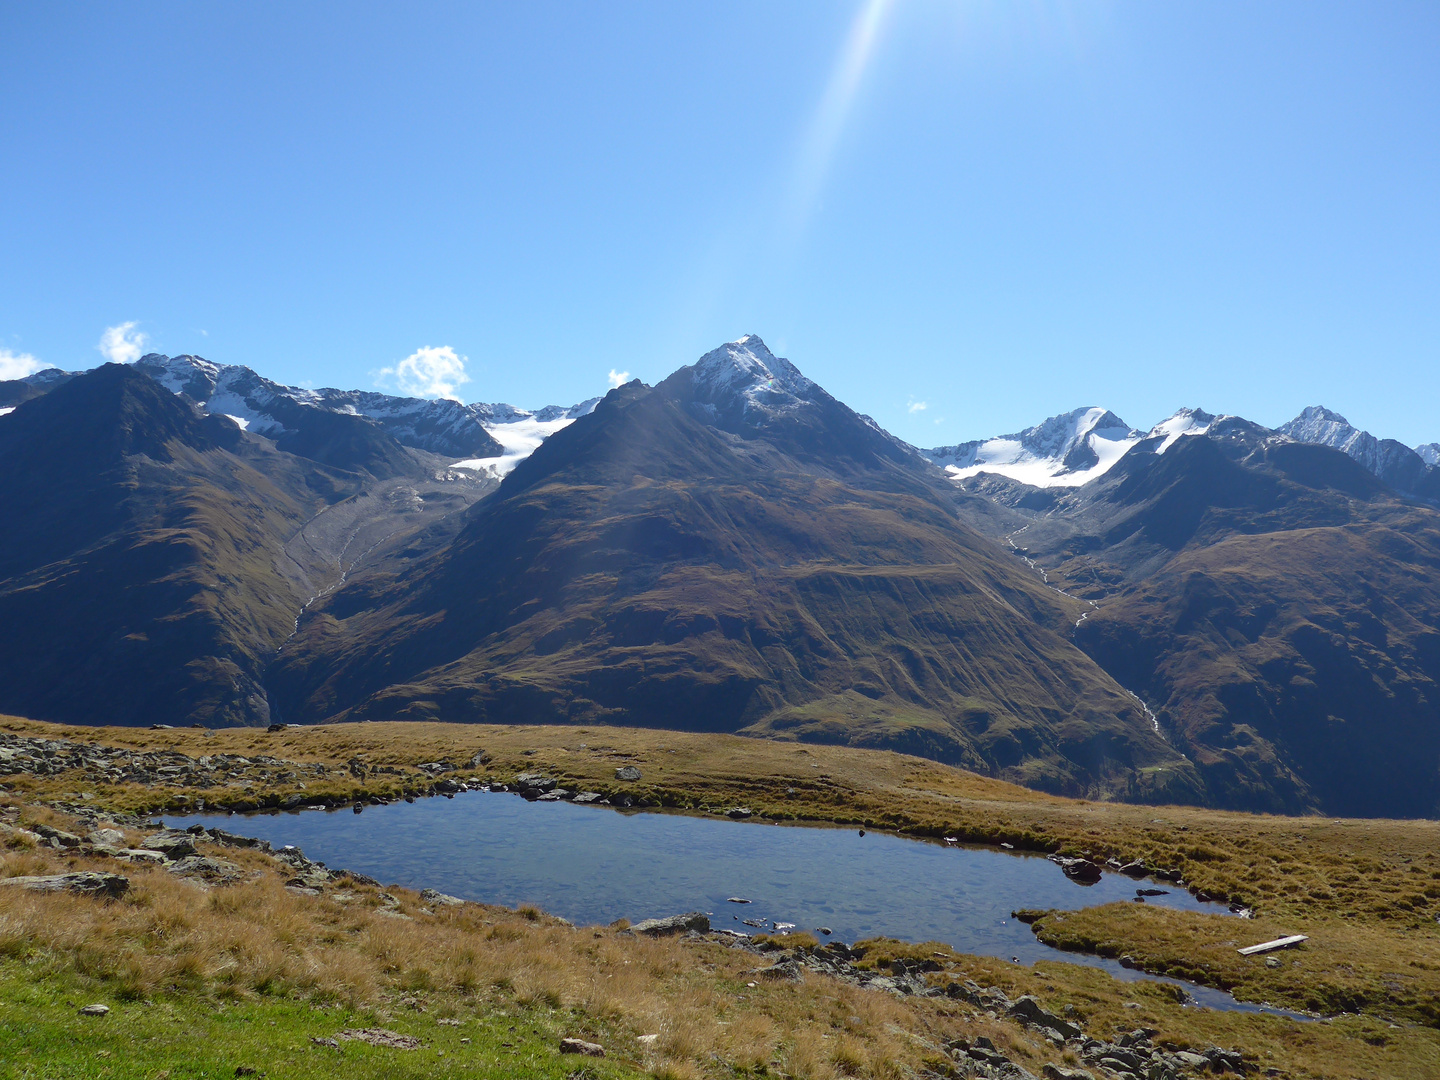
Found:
167,791 -> 1290,1016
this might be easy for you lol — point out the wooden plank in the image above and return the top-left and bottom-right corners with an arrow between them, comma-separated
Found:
1237,934 -> 1308,956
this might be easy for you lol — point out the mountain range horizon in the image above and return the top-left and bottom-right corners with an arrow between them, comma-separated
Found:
3,332 -> 1439,819
5,333 -> 1435,498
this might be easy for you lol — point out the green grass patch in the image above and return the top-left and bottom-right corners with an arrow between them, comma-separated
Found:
0,962 -> 644,1080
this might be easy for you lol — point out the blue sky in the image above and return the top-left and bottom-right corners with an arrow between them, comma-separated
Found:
2,1 -> 1437,447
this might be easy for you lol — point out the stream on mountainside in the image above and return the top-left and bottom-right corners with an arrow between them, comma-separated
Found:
167,791 -> 1299,1017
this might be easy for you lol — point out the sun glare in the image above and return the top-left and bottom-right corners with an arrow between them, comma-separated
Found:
785,0 -> 897,232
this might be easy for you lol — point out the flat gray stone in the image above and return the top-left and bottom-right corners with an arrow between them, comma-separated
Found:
0,872 -> 129,899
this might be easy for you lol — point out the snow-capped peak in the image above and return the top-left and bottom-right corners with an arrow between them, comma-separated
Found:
923,407 -> 1143,489
1279,405 -> 1362,449
1147,407 -> 1217,452
1417,443 -> 1440,467
1278,405 -> 1432,492
688,335 -> 818,421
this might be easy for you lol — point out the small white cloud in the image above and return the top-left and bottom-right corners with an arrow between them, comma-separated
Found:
908,399 -> 928,414
375,345 -> 471,400
607,369 -> 631,389
0,347 -> 47,381
98,321 -> 148,364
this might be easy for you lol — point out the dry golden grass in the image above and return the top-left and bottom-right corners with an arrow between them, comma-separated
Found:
6,715 -> 1440,1076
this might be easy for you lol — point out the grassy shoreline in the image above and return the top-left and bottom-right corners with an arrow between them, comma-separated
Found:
5,715 -> 1440,1077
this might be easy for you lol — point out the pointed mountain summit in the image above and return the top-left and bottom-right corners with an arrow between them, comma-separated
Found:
659,336 -> 921,482
681,335 -> 818,425
1143,407 -> 1217,452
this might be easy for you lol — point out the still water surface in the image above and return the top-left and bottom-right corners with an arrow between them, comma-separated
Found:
167,791 -> 1281,1014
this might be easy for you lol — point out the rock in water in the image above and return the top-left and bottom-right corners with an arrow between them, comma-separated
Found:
631,912 -> 710,936
1048,855 -> 1102,883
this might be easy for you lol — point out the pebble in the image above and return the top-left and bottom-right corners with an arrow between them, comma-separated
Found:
78,1004 -> 110,1016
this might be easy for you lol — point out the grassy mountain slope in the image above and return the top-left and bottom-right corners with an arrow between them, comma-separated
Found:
272,377 -> 1196,800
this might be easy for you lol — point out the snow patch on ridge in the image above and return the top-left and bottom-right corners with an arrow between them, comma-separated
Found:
923,406 -> 1231,490
925,407 -> 1143,489
1148,407 -> 1216,452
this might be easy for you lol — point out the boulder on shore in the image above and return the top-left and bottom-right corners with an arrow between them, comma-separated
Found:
631,912 -> 710,936
514,773 -> 557,797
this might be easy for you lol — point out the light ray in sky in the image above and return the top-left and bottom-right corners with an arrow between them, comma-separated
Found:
782,0 -> 896,238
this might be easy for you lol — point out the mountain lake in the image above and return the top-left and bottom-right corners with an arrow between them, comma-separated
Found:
167,790 -> 1300,1017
